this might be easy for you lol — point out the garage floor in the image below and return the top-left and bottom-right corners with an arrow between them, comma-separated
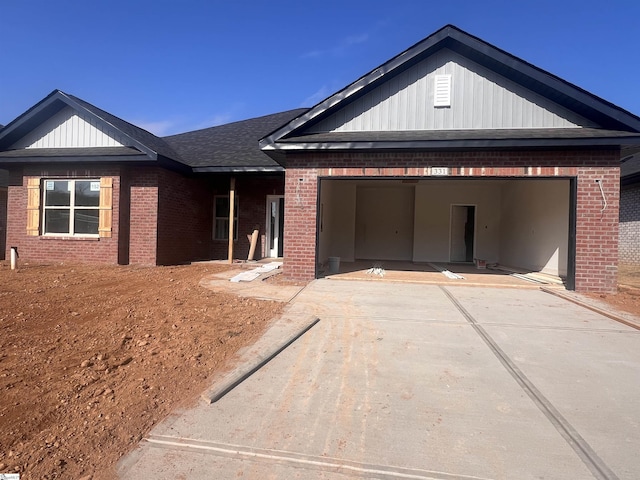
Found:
118,280 -> 640,479
322,260 -> 564,288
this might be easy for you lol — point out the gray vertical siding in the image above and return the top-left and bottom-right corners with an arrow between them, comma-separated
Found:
12,106 -> 126,148
308,49 -> 597,133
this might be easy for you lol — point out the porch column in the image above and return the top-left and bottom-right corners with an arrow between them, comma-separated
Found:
228,177 -> 235,264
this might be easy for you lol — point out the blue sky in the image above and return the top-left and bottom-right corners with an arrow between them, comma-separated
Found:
1,0 -> 639,136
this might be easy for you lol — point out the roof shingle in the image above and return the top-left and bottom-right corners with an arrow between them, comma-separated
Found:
164,109 -> 307,171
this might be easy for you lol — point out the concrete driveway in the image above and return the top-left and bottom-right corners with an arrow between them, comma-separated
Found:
118,280 -> 640,479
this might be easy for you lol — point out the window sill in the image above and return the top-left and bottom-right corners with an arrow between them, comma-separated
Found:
40,235 -> 100,241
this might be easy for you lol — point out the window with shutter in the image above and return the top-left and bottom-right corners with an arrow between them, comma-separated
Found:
26,177 -> 41,236
99,177 -> 113,238
34,177 -> 112,237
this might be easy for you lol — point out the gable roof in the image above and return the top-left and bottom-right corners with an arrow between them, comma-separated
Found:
260,24 -> 640,159
0,90 -> 186,169
163,108 -> 308,172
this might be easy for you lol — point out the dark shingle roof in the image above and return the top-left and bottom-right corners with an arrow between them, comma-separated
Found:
276,128 -> 640,153
0,147 -> 147,161
622,153 -> 640,183
164,109 -> 308,171
0,169 -> 8,187
282,128 -> 640,143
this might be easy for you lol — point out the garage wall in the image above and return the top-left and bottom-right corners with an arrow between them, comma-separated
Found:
319,180 -> 356,264
413,181 -> 501,263
355,186 -> 415,261
499,179 -> 569,276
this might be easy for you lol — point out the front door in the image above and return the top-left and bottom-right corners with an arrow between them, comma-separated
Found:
266,196 -> 284,258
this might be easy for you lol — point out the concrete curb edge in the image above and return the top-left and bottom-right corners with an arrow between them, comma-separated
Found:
201,316 -> 320,404
541,287 -> 640,331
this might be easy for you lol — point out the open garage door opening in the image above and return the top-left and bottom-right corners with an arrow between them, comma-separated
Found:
318,177 -> 573,285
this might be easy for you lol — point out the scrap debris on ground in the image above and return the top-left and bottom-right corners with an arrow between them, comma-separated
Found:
0,262 -> 283,480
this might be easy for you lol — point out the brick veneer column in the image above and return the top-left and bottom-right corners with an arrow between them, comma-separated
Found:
283,167 -> 318,280
574,166 -> 620,292
0,187 -> 7,260
128,168 -> 159,265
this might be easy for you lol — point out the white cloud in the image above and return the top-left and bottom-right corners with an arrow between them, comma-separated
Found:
134,108 -> 241,137
196,113 -> 234,129
136,120 -> 179,136
300,85 -> 333,108
300,32 -> 370,59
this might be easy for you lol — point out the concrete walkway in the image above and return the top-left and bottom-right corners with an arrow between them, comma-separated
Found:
118,280 -> 640,479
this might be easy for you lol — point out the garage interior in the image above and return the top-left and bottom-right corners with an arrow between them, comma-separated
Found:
318,177 -> 571,285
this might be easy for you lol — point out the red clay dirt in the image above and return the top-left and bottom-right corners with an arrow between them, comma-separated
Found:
585,264 -> 640,318
0,262 -> 283,480
0,261 -> 638,480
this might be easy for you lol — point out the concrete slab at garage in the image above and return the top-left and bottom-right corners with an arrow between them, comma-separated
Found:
118,280 -> 640,479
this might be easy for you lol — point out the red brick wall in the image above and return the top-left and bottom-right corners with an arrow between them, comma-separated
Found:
156,169 -> 212,265
127,168 -> 159,265
283,149 -> 620,292
0,187 -> 6,260
209,175 -> 284,261
575,166 -> 620,291
5,166 -> 121,264
4,165 -> 284,267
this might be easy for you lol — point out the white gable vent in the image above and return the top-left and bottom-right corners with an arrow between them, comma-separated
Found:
434,74 -> 451,107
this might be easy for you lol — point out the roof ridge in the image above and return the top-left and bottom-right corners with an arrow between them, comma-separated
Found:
163,108 -> 309,139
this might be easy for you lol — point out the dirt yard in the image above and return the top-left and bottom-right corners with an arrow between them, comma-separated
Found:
0,262 -> 283,480
0,261 -> 639,480
587,264 -> 640,316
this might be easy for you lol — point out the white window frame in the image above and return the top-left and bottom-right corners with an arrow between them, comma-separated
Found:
42,179 -> 100,237
213,195 -> 239,241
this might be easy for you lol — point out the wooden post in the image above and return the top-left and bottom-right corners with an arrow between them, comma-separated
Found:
228,177 -> 236,264
248,228 -> 259,261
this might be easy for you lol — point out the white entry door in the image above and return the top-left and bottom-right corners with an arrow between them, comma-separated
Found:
266,196 -> 284,258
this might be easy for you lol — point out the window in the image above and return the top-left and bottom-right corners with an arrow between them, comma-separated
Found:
214,196 -> 238,240
42,179 -> 100,236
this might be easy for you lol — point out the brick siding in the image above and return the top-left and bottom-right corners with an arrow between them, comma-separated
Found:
0,187 -> 6,260
156,168 -> 212,265
619,183 -> 640,265
283,149 -> 620,292
127,168 -> 159,265
6,166 -> 121,264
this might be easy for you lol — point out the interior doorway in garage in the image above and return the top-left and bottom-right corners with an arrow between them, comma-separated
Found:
450,205 -> 476,263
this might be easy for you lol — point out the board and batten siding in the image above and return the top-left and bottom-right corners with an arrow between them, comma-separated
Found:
12,106 -> 126,149
307,48 -> 597,132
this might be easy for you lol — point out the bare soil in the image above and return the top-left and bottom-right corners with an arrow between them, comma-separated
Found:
585,264 -> 640,318
0,262 -> 283,480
